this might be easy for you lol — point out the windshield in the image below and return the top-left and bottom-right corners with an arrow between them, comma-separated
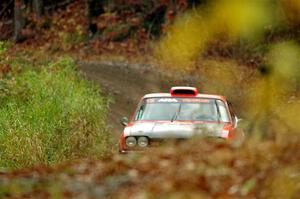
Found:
135,97 -> 230,122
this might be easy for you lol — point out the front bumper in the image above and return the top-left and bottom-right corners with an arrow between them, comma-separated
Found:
119,138 -> 188,153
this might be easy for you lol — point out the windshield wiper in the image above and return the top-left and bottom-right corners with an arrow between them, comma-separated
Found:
171,103 -> 182,122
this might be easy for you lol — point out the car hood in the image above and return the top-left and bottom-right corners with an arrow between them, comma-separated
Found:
127,122 -> 225,138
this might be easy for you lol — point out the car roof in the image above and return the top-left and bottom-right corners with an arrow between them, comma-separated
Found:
143,93 -> 227,101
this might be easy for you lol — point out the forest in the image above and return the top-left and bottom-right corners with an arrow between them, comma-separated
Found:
0,0 -> 300,198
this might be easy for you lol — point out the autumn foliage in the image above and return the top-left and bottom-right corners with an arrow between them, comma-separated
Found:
0,1 -> 300,198
1,136 -> 300,198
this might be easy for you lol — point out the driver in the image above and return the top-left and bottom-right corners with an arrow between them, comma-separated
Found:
177,104 -> 204,120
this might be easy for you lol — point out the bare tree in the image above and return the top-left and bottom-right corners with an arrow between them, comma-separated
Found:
13,0 -> 26,42
86,0 -> 104,37
32,0 -> 43,17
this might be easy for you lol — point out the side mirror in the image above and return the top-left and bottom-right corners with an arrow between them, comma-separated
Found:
234,116 -> 243,128
120,117 -> 129,126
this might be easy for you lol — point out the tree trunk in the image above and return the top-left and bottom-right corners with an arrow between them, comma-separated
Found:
13,0 -> 26,42
32,0 -> 43,17
187,0 -> 206,8
86,0 -> 104,37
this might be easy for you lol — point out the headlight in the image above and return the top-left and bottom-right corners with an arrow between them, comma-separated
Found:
137,136 -> 149,147
125,136 -> 137,147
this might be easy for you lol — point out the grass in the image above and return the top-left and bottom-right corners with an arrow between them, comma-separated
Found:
0,57 -> 112,168
0,41 -> 10,54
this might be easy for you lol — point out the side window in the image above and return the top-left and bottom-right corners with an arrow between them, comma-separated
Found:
135,104 -> 145,120
216,100 -> 230,122
228,101 -> 236,123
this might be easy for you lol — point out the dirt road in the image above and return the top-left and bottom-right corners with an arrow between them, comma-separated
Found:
78,60 -> 200,134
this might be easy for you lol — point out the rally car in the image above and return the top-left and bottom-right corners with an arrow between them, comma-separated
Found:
119,86 -> 242,153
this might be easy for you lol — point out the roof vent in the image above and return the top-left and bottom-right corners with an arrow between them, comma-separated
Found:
170,86 -> 198,96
